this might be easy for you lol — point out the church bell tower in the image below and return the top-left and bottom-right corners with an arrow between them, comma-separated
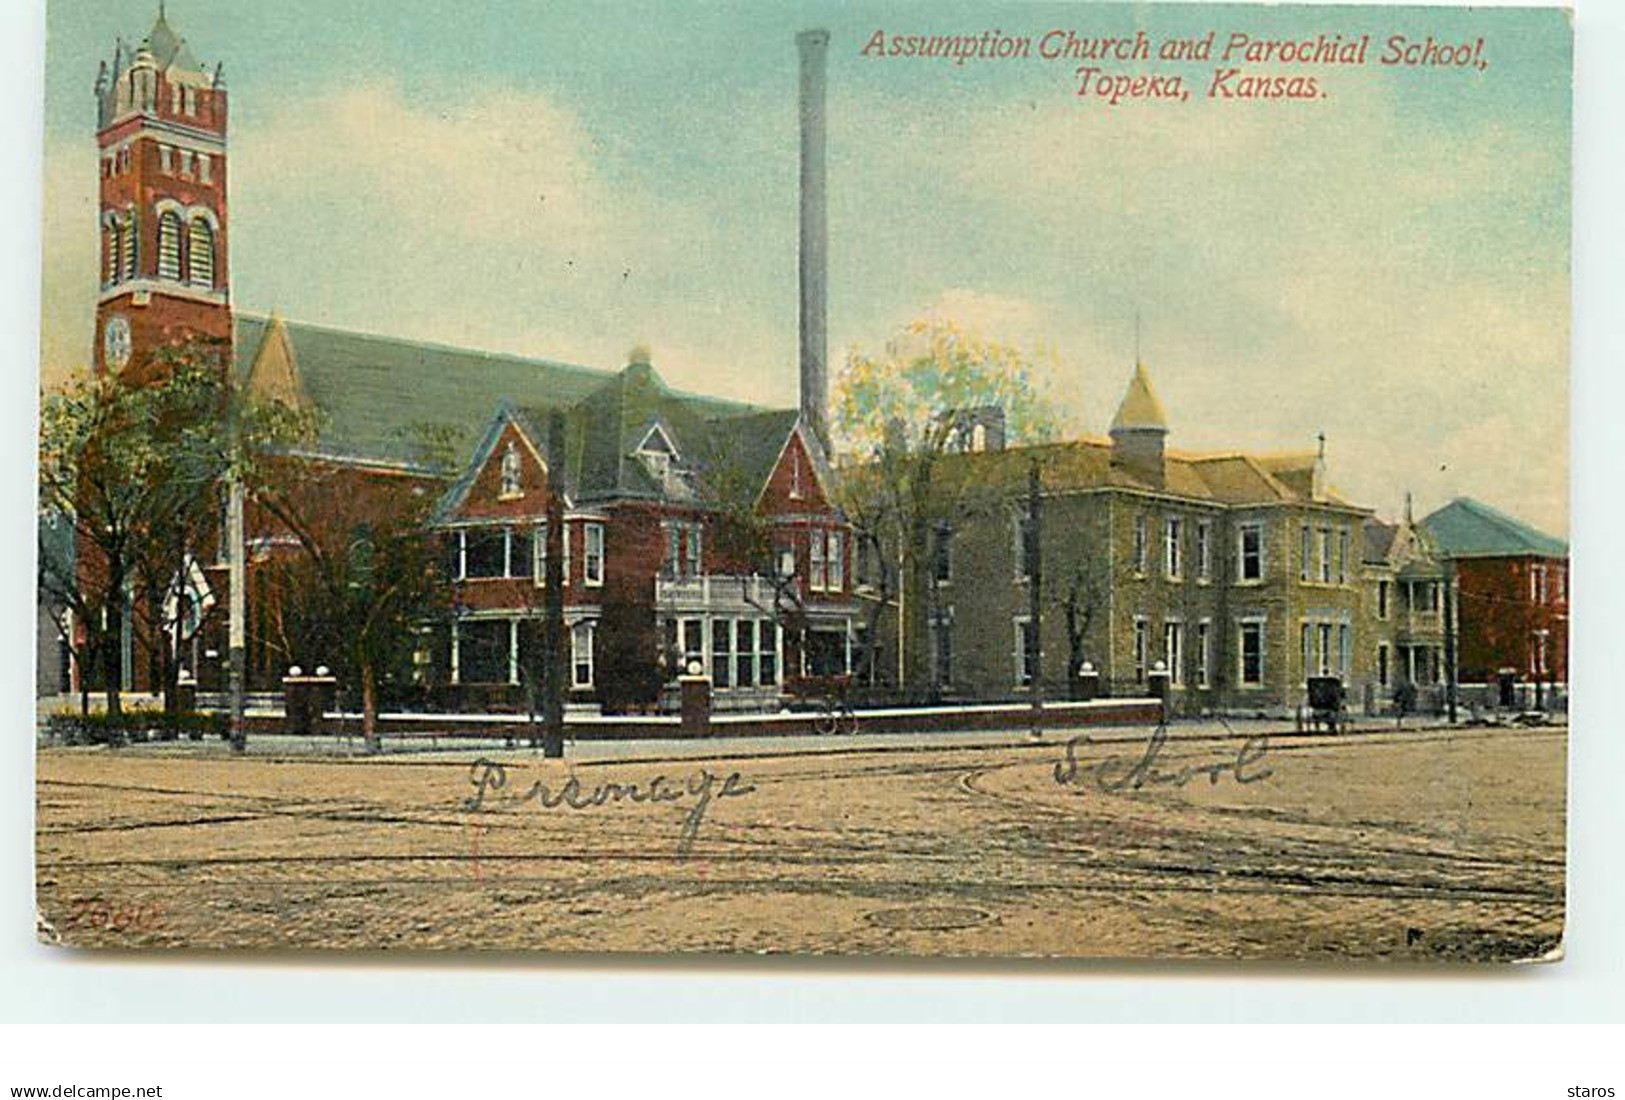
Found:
93,5 -> 230,381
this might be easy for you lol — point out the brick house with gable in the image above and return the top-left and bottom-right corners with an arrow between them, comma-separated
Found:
426,350 -> 857,712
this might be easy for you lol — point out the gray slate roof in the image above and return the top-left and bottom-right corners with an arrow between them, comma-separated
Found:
234,315 -> 762,473
1421,497 -> 1568,560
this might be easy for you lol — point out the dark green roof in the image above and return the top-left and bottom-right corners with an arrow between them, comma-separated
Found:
1421,497 -> 1567,559
233,315 -> 760,471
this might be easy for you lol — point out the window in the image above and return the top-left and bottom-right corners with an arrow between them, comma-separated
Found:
1301,622 -> 1312,681
1300,525 -> 1312,581
810,530 -> 827,592
532,521 -> 571,585
157,210 -> 183,281
583,523 -> 605,586
198,153 -> 211,184
1377,643 -> 1390,688
1377,580 -> 1390,620
499,440 -> 522,498
1196,521 -> 1211,581
1132,513 -> 1148,574
1015,617 -> 1038,687
1164,621 -> 1184,686
571,622 -> 596,688
1196,621 -> 1211,688
686,523 -> 702,578
1239,620 -> 1264,686
183,86 -> 196,116
120,211 -> 136,280
776,541 -> 796,581
663,521 -> 700,579
734,620 -> 756,687
1337,529 -> 1349,584
103,218 -> 121,284
462,529 -> 507,579
826,530 -> 844,592
1556,566 -> 1566,603
1338,624 -> 1351,678
711,619 -> 732,688
1015,509 -> 1037,582
179,150 -> 195,177
159,144 -> 174,173
1133,618 -> 1149,683
1530,563 -> 1547,603
457,619 -> 510,685
1165,517 -> 1182,579
187,217 -> 214,286
758,621 -> 778,686
509,527 -> 533,579
1317,623 -> 1333,676
1238,524 -> 1263,581
1315,527 -> 1331,583
932,523 -> 953,584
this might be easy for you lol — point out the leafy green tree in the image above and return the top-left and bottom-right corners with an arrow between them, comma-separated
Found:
833,317 -> 1068,700
38,346 -> 308,718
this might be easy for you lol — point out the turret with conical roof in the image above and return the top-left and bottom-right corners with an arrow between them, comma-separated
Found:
1109,361 -> 1169,487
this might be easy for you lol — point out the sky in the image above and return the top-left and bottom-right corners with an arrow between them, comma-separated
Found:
37,0 -> 1571,534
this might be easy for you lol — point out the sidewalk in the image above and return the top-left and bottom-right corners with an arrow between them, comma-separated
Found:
35,713 -> 1550,768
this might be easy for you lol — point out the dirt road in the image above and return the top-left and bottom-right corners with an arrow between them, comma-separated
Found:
35,723 -> 1566,960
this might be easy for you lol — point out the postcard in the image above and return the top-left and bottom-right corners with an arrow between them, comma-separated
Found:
34,1 -> 1570,960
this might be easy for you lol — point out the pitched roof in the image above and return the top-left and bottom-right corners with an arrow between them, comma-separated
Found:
144,7 -> 203,75
1110,362 -> 1169,433
233,314 -> 759,472
1421,497 -> 1568,559
925,437 -> 1365,512
1363,520 -> 1399,563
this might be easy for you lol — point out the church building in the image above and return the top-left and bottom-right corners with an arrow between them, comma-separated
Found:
73,8 -> 856,714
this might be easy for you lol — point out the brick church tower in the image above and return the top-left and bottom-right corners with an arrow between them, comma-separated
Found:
93,5 -> 229,381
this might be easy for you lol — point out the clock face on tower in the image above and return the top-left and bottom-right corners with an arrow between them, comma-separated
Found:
103,313 -> 132,370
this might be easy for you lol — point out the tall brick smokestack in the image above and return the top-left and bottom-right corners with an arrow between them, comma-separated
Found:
797,29 -> 830,453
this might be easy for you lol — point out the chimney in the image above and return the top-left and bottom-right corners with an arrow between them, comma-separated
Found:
797,29 -> 830,454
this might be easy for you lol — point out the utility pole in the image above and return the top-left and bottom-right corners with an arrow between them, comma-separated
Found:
542,411 -> 567,758
1028,457 -> 1043,738
227,473 -> 246,752
1443,565 -> 1458,724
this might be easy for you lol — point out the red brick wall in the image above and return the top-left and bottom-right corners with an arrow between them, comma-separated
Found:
1454,556 -> 1568,683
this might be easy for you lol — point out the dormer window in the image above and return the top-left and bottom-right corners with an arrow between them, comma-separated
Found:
499,440 -> 523,499
636,423 -> 686,494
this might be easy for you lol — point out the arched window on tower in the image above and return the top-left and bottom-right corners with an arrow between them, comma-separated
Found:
188,217 -> 215,287
120,211 -> 137,281
157,210 -> 183,281
103,218 -> 120,285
